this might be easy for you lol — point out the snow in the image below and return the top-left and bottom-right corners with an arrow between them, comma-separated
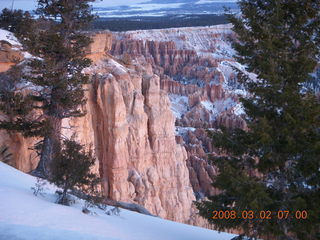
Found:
233,103 -> 245,116
175,126 -> 196,136
117,24 -> 234,56
219,60 -> 257,87
94,3 -> 184,17
116,24 -> 249,122
0,28 -> 36,60
0,162 -> 236,240
108,59 -> 128,74
23,52 -> 34,59
207,98 -> 245,116
169,94 -> 189,119
201,98 -> 238,120
96,12 -> 168,18
124,3 -> 184,12
0,29 -> 21,46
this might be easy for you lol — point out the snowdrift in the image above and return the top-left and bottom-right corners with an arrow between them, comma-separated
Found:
0,162 -> 235,240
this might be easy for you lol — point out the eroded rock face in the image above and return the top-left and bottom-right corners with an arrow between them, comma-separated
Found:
111,25 -> 247,203
0,39 -> 24,72
0,130 -> 38,172
0,30 -> 199,225
78,59 -> 196,223
85,31 -> 113,62
0,26 -> 246,228
0,31 -> 36,171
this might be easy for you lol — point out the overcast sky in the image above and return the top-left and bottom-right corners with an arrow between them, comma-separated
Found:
0,0 -> 236,11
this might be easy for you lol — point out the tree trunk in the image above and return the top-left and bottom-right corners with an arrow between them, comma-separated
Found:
60,185 -> 69,205
32,115 -> 62,178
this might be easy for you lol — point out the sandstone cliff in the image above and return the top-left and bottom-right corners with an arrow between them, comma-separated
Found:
111,25 -> 247,199
0,30 -> 24,72
77,58 -> 196,223
0,25 -> 247,228
0,29 -> 200,226
0,29 -> 38,171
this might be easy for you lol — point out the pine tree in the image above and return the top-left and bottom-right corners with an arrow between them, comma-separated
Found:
196,1 -> 320,239
0,0 -> 95,178
49,137 -> 100,205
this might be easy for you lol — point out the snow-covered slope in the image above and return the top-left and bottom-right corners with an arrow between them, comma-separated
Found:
0,29 -> 21,46
0,162 -> 236,240
0,28 -> 33,59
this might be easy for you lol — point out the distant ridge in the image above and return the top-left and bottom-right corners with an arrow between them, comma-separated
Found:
92,14 -> 229,31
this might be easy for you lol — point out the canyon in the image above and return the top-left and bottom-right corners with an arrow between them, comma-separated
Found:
0,25 -> 246,227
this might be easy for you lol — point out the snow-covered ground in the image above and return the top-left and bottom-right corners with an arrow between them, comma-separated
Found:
0,29 -> 21,46
0,162 -> 236,240
175,126 -> 196,136
0,28 -> 33,59
120,24 -> 234,59
169,94 -> 189,119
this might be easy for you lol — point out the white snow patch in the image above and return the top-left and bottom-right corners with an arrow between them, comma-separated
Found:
201,100 -> 215,112
0,29 -> 21,46
201,98 -> 238,119
219,60 -> 257,86
0,29 -> 37,60
169,94 -> 189,119
217,61 -> 235,82
98,12 -> 167,17
127,3 -> 184,12
175,126 -> 196,136
108,59 -> 128,74
23,51 -> 33,59
0,162 -> 236,240
94,3 -> 184,17
233,103 -> 245,116
234,89 -> 247,96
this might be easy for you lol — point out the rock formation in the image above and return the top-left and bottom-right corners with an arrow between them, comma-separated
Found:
0,35 -> 24,72
110,25 -> 247,201
0,29 -> 200,226
0,30 -> 38,172
0,25 -> 247,228
65,57 -> 197,224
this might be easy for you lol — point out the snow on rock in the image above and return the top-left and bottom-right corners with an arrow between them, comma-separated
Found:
233,102 -> 245,116
0,29 -> 21,46
175,126 -> 196,136
117,24 -> 234,58
0,29 -> 25,72
112,25 -> 246,125
0,29 -> 36,72
218,60 -> 257,92
169,94 -> 189,119
108,58 -> 128,74
201,98 -> 237,120
0,162 -> 236,240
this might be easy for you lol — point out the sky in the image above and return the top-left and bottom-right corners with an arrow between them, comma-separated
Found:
0,0 -> 236,11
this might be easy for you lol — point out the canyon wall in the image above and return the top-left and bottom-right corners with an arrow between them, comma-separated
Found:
111,25 -> 247,199
66,57 -> 197,224
0,29 -> 200,226
0,30 -> 39,171
0,25 -> 247,227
